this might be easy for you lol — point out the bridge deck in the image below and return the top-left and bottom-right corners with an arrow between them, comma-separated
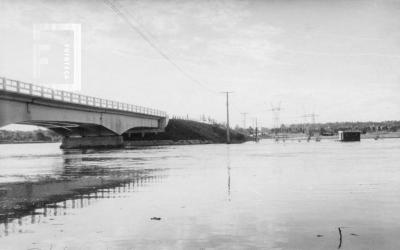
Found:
0,77 -> 166,118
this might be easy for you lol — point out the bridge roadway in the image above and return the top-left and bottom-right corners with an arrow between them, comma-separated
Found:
0,77 -> 168,148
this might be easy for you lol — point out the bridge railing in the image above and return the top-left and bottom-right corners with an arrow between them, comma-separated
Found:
0,77 -> 166,117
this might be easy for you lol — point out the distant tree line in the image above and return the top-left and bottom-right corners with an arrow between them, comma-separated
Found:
236,120 -> 400,136
284,120 -> 400,134
0,129 -> 61,142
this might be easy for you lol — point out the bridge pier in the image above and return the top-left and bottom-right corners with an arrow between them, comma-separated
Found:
60,136 -> 124,149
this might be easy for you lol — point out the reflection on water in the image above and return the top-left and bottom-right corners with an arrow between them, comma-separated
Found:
1,140 -> 400,249
0,145 -> 168,239
0,177 -> 163,238
226,146 -> 231,202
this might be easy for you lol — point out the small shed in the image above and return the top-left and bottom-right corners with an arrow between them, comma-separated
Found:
338,131 -> 361,142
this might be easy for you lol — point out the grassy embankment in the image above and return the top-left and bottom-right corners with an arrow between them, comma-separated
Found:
130,119 -> 250,144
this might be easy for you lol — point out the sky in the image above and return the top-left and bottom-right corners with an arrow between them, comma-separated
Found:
0,0 -> 399,129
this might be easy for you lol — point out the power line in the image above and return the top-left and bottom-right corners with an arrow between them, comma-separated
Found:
240,112 -> 248,128
103,0 -> 216,93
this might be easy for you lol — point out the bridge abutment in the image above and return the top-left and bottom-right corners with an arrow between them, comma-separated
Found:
61,136 -> 124,149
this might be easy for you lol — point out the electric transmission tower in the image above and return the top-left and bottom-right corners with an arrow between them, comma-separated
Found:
267,102 -> 283,135
302,112 -> 319,136
302,112 -> 319,125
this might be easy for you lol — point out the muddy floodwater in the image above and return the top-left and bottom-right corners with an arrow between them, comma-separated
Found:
0,139 -> 400,250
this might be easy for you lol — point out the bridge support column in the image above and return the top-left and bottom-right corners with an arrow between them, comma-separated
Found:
60,136 -> 123,149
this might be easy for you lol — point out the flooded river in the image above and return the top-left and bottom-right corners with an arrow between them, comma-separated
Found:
0,139 -> 400,249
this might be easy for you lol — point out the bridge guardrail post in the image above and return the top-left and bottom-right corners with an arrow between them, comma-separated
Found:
0,77 -> 4,90
16,81 -> 20,93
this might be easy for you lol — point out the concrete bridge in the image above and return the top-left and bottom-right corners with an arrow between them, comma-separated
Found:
0,77 -> 168,148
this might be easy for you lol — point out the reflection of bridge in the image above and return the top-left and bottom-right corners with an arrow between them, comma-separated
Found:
0,77 -> 168,148
0,167 -> 166,238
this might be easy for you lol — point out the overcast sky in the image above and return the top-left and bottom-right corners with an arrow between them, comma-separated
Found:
1,0 -> 399,129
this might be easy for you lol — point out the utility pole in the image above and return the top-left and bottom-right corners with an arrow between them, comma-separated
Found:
254,117 -> 259,142
221,91 -> 233,144
240,112 -> 248,128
